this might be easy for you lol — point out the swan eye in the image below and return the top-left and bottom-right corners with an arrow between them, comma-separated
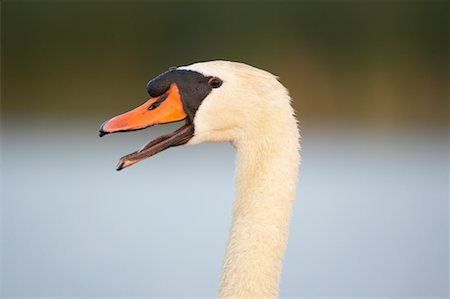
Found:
209,77 -> 223,88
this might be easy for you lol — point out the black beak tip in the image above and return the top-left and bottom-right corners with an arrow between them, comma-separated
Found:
99,120 -> 110,137
116,160 -> 124,171
99,129 -> 108,137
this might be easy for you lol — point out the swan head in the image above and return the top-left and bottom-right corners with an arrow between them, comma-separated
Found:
100,60 -> 292,170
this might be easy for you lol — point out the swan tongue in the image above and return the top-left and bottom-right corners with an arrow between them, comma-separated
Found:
116,123 -> 194,171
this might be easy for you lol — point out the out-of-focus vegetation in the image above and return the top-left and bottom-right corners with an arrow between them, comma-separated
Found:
2,1 -> 448,126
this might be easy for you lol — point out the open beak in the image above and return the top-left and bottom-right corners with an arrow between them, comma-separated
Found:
99,83 -> 194,170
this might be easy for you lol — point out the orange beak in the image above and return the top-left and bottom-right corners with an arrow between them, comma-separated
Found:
99,83 -> 194,171
99,83 -> 186,135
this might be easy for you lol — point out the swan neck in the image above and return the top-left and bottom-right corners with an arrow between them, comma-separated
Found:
219,123 -> 300,298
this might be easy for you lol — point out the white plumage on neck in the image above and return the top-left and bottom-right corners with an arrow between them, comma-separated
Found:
183,61 -> 300,298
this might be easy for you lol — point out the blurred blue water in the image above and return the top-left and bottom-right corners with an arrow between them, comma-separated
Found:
1,120 -> 448,298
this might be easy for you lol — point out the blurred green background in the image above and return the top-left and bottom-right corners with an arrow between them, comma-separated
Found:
2,1 -> 448,126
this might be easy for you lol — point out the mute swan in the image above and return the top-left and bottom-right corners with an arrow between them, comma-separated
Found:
99,61 -> 300,298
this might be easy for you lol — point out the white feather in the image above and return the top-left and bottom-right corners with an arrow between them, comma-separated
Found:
181,61 -> 300,299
